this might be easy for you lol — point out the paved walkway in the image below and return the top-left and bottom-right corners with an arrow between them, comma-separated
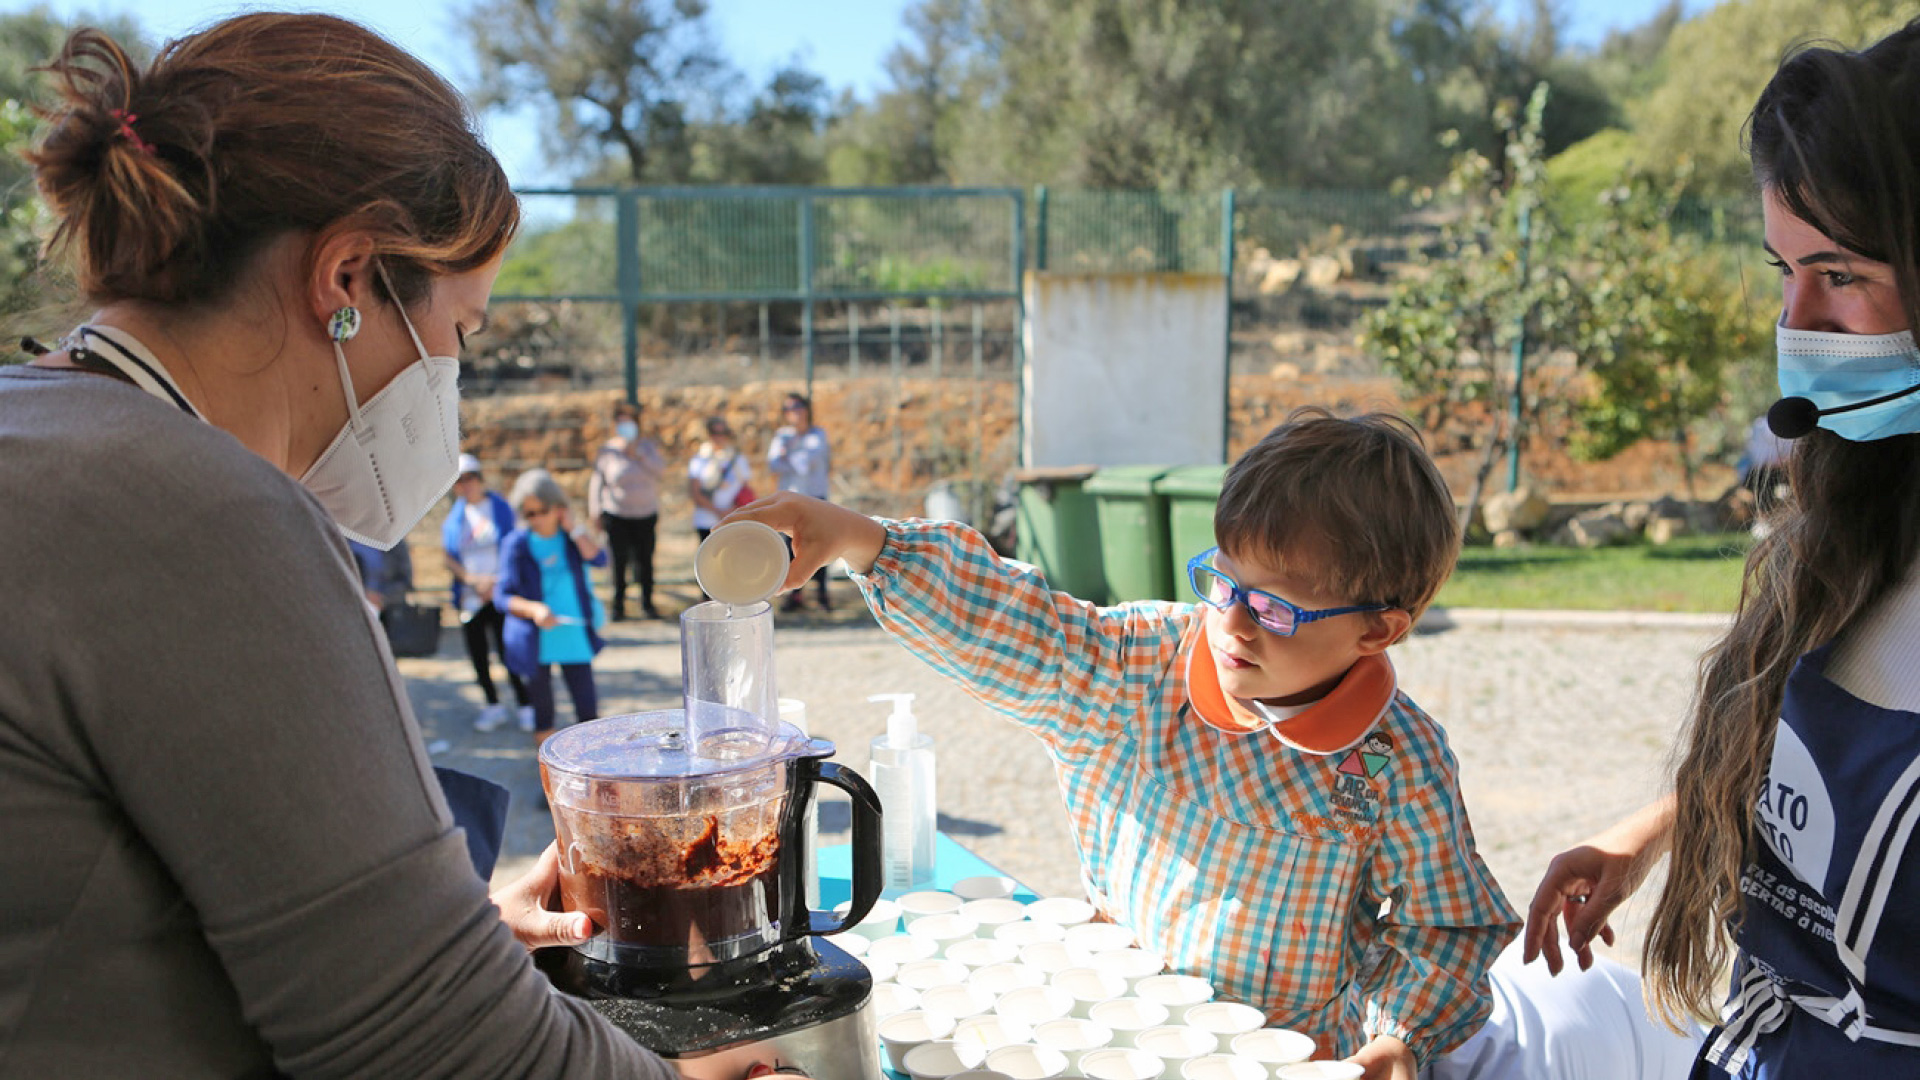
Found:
397,596 -> 1720,972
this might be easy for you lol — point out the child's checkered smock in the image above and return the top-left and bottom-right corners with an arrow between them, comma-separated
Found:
852,520 -> 1519,1064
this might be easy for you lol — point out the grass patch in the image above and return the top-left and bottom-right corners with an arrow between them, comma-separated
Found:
1435,532 -> 1753,613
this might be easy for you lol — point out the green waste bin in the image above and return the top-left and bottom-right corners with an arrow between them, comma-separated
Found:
1085,466 -> 1174,602
1155,465 -> 1231,604
1013,466 -> 1107,604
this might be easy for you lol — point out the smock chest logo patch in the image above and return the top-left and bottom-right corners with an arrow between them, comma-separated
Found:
1337,733 -> 1393,780
1293,733 -> 1391,842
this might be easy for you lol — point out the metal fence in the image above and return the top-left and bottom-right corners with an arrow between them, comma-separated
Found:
493,186 -> 1029,399
480,183 -> 1761,431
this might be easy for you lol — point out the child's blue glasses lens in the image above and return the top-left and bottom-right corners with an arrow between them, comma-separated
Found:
1189,561 -> 1299,636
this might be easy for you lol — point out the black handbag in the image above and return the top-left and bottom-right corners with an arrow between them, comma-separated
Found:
381,600 -> 443,658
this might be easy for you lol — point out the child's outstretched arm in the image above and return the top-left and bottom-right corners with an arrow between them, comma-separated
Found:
725,493 -> 1182,747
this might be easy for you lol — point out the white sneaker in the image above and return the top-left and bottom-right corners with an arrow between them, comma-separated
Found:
517,706 -> 537,732
473,703 -> 510,732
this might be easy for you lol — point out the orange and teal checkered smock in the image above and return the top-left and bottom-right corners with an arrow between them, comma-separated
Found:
852,520 -> 1519,1064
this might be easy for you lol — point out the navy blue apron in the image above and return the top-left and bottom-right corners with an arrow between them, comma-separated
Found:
1699,645 -> 1920,1076
433,766 -> 510,880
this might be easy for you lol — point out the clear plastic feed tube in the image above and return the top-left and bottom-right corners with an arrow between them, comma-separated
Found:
680,600 -> 778,755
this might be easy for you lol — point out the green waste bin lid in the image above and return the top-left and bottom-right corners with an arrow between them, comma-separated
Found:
1013,465 -> 1099,484
1085,465 -> 1172,496
1152,465 -> 1230,497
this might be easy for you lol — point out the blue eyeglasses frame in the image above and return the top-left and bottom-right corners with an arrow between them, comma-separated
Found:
1185,547 -> 1391,637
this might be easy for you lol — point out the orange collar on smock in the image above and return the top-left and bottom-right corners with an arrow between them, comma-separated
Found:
1182,618 -> 1396,756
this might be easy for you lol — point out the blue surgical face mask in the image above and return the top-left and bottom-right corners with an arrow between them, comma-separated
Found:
1775,320 -> 1920,442
615,419 -> 640,441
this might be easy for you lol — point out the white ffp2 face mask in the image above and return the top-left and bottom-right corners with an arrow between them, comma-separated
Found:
300,272 -> 461,549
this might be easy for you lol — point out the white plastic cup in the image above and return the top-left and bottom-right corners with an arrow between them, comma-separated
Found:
870,933 -> 941,967
1080,1047 -> 1168,1080
985,1044 -> 1071,1080
961,897 -> 1031,935
1133,1025 -> 1219,1068
1180,1055 -> 1267,1080
1064,922 -> 1137,955
1183,1002 -> 1267,1040
993,984 -> 1076,1027
1033,1017 -> 1116,1072
1273,1064 -> 1364,1080
1018,940 -> 1082,976
905,1039 -> 971,1080
954,874 -> 1019,900
899,889 -> 967,923
866,955 -> 899,984
1025,896 -> 1098,928
1052,965 -> 1129,1018
1088,997 -> 1172,1048
898,958 -> 973,991
910,913 -> 985,951
693,520 -> 789,605
1134,974 -> 1215,1024
949,1072 -> 1017,1080
837,897 -> 902,940
994,919 -> 1067,948
1230,1028 -> 1316,1068
952,1013 -> 1034,1068
879,1009 -> 957,1073
948,937 -> 1022,970
969,961 -> 1047,997
824,931 -> 869,957
871,981 -> 922,1020
920,982 -> 997,1023
1090,947 -> 1167,988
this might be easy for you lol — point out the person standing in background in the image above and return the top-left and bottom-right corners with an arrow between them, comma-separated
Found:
498,469 -> 606,741
589,399 -> 664,620
443,454 -> 530,732
688,415 -> 751,542
768,392 -> 833,612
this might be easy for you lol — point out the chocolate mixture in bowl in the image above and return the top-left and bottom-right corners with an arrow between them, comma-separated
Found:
553,800 -> 787,957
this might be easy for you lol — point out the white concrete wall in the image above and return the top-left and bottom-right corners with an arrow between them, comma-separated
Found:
1022,271 -> 1229,467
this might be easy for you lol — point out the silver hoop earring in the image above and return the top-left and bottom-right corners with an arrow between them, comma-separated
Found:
327,306 -> 361,344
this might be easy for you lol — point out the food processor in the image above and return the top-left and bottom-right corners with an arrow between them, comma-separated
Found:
535,600 -> 886,1077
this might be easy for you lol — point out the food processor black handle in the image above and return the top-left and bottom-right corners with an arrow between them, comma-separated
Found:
812,760 -> 884,935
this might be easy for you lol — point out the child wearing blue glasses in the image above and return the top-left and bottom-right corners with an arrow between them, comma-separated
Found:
730,407 -> 1515,1075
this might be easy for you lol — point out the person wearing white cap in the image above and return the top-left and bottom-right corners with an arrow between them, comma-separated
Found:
442,452 -> 532,730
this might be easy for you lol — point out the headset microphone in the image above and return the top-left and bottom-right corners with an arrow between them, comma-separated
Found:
1768,381 -> 1920,439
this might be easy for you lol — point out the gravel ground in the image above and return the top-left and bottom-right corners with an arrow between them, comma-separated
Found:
397,569 -> 1721,973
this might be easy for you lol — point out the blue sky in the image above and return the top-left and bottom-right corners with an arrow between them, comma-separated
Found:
5,0 -> 1703,185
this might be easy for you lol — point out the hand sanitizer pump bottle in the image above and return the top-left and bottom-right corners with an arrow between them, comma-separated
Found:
868,693 -> 935,891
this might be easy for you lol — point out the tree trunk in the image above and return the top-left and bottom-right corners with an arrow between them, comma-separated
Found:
1459,413 -> 1509,535
1673,408 -> 1698,503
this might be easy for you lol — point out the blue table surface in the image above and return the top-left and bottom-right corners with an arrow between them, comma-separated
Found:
816,834 -> 1041,1079
817,832 -> 1042,910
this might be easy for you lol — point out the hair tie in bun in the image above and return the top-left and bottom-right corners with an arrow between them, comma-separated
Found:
106,108 -> 153,155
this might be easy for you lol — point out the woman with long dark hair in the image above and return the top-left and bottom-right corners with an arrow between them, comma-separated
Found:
0,15 -> 679,1075
1525,19 -> 1920,1076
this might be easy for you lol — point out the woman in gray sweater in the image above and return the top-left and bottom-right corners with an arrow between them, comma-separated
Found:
0,14 -> 688,1078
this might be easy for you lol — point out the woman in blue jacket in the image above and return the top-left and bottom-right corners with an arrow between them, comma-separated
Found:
496,469 -> 607,740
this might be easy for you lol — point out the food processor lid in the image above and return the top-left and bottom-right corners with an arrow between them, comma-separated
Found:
540,710 -> 828,779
